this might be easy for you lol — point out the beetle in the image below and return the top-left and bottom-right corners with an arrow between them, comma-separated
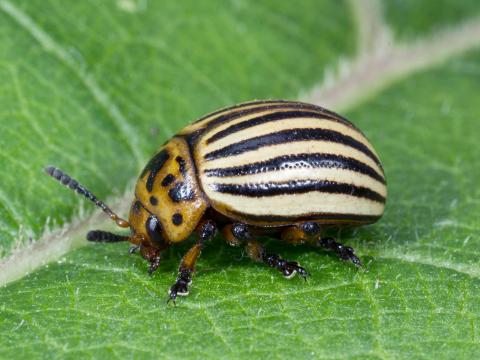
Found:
46,100 -> 386,303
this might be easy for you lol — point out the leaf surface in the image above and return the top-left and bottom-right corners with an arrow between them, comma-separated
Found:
0,0 -> 354,255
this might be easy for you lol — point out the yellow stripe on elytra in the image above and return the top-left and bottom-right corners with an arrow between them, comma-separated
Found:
202,107 -> 332,139
178,101 -> 291,135
200,141 -> 384,179
200,117 -> 377,157
205,167 -> 387,197
207,192 -> 385,217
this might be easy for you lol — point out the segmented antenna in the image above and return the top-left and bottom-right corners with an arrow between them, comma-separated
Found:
87,230 -> 129,243
44,165 -> 130,228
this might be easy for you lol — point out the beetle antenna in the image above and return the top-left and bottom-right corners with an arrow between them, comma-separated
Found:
44,165 -> 130,228
87,230 -> 129,243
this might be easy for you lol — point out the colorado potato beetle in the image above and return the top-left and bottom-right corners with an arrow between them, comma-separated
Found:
46,100 -> 386,303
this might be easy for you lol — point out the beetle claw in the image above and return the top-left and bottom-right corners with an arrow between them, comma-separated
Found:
348,252 -> 363,267
317,237 -> 363,267
295,265 -> 310,280
338,246 -> 362,267
147,256 -> 161,275
167,270 -> 192,304
166,295 -> 176,306
264,254 -> 310,280
129,245 -> 140,254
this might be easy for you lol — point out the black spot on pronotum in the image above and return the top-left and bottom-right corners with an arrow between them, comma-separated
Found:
176,156 -> 187,174
172,213 -> 183,225
141,149 -> 170,192
149,196 -> 158,206
168,182 -> 195,202
161,174 -> 175,187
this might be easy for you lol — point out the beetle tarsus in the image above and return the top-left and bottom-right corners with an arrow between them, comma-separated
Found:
168,269 -> 192,304
263,253 -> 309,280
129,245 -> 140,254
317,237 -> 362,267
167,221 -> 216,303
244,240 -> 309,280
148,256 -> 161,275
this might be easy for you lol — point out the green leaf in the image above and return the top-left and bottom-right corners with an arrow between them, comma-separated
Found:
1,1 -> 480,359
383,0 -> 480,39
0,0 -> 355,256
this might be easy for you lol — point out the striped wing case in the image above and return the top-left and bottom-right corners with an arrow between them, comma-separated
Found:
182,100 -> 386,226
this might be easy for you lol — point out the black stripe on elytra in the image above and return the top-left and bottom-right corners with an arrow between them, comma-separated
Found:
180,134 -> 202,178
192,100 -> 351,127
226,210 -> 381,224
204,128 -> 381,166
141,149 -> 170,192
205,153 -> 385,184
206,110 -> 350,144
202,104 -> 349,136
191,101 -> 262,124
192,100 -> 294,125
211,180 -> 386,203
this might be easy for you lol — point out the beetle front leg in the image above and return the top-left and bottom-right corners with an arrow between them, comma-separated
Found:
168,244 -> 199,301
168,220 -> 216,303
139,245 -> 162,274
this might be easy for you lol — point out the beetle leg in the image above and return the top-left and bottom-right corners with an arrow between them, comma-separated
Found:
283,222 -> 362,267
221,222 -> 251,246
294,222 -> 362,266
316,237 -> 362,267
168,220 -> 216,304
140,245 -> 162,274
245,240 -> 309,280
148,256 -> 161,274
223,222 -> 308,279
280,226 -> 308,245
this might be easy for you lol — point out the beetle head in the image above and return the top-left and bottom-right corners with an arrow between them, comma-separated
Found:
127,198 -> 169,251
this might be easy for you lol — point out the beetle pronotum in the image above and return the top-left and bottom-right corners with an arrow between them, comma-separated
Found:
46,100 -> 386,302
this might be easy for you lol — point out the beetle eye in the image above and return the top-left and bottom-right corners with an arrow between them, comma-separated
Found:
145,215 -> 166,246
